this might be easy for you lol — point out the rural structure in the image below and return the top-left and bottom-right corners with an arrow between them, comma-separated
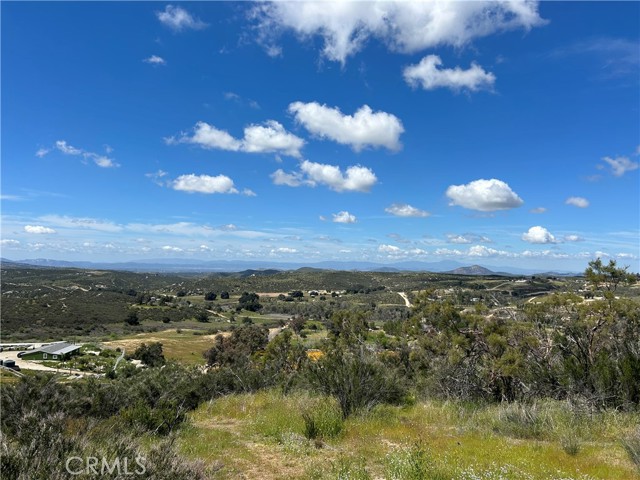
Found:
20,342 -> 81,361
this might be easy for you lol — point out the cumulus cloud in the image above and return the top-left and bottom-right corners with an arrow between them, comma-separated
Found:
143,55 -> 166,65
522,226 -> 557,244
403,55 -> 495,92
157,5 -> 207,32
446,178 -> 524,211
251,1 -> 544,64
24,225 -> 56,234
601,155 -> 639,177
273,161 -> 377,193
35,148 -> 50,158
169,120 -> 304,158
566,196 -> 589,208
385,203 -> 430,217
288,102 -> 403,151
301,161 -> 377,192
171,174 -> 241,194
332,211 -> 357,224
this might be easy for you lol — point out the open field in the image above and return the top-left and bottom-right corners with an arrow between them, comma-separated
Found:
178,390 -> 640,480
2,263 -> 639,479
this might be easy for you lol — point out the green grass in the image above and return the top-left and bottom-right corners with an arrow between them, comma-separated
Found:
103,328 -> 221,365
176,392 -> 640,480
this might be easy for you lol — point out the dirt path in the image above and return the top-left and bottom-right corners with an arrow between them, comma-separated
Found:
398,292 -> 413,308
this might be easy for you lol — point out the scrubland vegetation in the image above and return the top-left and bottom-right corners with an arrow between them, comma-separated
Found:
1,259 -> 639,478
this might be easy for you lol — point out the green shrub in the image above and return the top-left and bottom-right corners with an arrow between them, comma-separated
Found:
306,347 -> 407,418
330,456 -> 371,480
622,427 -> 640,471
302,398 -> 344,441
385,443 -> 448,480
560,432 -> 581,456
492,402 -> 547,439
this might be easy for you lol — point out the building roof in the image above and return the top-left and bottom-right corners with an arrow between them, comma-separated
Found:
29,342 -> 81,356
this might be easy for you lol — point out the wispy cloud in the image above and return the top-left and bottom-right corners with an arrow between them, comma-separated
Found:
38,140 -> 120,168
157,5 -> 207,32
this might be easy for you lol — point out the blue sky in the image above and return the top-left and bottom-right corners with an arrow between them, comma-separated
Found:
2,1 -> 639,271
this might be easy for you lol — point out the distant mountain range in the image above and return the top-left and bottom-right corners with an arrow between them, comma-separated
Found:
0,257 -> 581,276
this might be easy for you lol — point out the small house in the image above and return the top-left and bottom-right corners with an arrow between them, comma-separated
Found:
21,342 -> 81,361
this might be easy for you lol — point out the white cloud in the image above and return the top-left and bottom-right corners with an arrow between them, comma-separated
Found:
385,203 -> 430,217
288,102 -> 403,151
274,161 -> 377,193
157,5 -> 207,32
53,140 -> 119,168
435,245 -> 513,258
0,239 -> 21,247
530,207 -> 547,214
446,178 -> 524,211
251,1 -> 544,64
171,174 -> 241,195
447,233 -> 492,244
378,244 -> 402,254
161,245 -> 183,252
143,55 -> 166,65
566,196 -> 589,208
332,211 -> 357,224
522,226 -> 557,244
270,169 -> 305,187
35,148 -> 50,158
56,140 -> 82,155
170,120 -> 304,158
404,55 -> 495,92
39,215 -> 123,232
24,225 -> 56,234
601,155 -> 639,177
271,247 -> 298,254
564,235 -> 583,242
241,121 -> 305,157
467,245 -> 513,257
301,160 -> 377,192
93,156 -> 118,168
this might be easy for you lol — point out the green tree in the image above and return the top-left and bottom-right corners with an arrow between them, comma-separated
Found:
125,310 -> 140,326
585,258 -> 635,296
132,342 -> 166,367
